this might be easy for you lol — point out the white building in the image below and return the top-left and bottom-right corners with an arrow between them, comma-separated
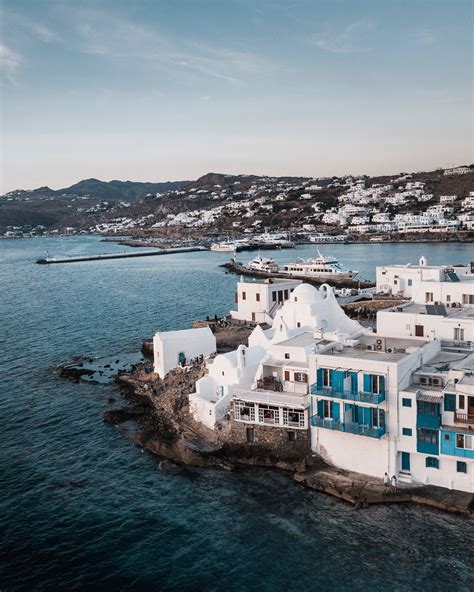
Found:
230,277 -> 301,324
153,327 -> 216,378
191,282 -> 364,431
376,256 -> 474,304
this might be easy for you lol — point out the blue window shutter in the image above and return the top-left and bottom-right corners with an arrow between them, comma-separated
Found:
380,375 -> 385,393
332,370 -> 344,392
444,394 -> 456,412
317,368 -> 323,388
364,407 -> 371,425
363,374 -> 372,393
317,399 -> 324,417
332,402 -> 340,422
350,372 -> 358,394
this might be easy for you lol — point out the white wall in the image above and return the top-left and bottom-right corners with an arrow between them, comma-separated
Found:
378,310 -> 474,342
153,327 -> 216,378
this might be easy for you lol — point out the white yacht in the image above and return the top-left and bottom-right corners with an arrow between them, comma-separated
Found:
211,241 -> 238,253
248,256 -> 279,273
281,250 -> 358,280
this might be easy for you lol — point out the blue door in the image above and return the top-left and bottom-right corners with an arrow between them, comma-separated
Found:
402,452 -> 410,471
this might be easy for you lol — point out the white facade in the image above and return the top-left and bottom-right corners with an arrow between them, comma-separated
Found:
230,277 -> 301,323
153,327 -> 216,378
376,256 -> 474,304
191,282 -> 365,430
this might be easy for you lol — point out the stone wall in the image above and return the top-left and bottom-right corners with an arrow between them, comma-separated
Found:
218,417 -> 310,458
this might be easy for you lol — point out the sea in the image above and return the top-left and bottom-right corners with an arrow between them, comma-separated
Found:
1,236 -> 473,592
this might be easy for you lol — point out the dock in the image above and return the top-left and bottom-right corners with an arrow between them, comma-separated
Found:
36,246 -> 208,265
222,260 -> 375,290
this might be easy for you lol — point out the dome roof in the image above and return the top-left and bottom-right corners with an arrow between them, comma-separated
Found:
292,283 -> 319,304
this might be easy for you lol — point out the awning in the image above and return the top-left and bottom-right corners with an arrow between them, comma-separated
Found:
416,391 -> 444,404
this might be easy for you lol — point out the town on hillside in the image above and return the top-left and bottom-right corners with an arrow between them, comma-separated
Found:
1,165 -> 473,243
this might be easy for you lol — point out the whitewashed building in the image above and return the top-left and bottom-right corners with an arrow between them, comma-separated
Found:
153,327 -> 216,378
230,277 -> 301,324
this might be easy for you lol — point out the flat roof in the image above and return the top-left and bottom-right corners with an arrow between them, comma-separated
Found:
277,333 -> 317,347
320,335 -> 426,362
382,302 -> 474,320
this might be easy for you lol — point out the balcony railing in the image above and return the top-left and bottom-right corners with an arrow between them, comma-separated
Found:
257,377 -> 283,392
310,415 -> 386,439
454,412 -> 474,424
310,384 -> 385,405
416,413 -> 441,430
441,340 -> 474,351
417,440 -> 439,455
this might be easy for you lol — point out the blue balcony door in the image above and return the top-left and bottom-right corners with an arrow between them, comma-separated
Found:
401,452 -> 410,471
332,402 -> 340,422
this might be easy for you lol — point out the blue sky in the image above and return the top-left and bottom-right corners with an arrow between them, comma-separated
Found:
1,0 -> 472,192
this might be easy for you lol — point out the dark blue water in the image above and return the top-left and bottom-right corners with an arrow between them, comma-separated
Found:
1,237 -> 473,592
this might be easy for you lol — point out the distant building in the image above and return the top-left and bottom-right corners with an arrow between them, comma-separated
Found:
444,166 -> 471,176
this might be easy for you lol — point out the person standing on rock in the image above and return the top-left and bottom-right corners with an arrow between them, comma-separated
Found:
383,472 -> 390,493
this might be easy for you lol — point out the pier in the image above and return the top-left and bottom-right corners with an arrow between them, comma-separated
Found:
36,246 -> 208,265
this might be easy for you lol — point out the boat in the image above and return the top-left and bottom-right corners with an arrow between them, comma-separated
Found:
248,255 -> 279,273
280,249 -> 358,280
211,241 -> 238,252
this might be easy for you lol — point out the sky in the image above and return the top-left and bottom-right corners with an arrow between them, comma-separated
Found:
0,0 -> 472,193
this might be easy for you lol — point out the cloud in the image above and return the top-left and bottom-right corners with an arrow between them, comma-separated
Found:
0,43 -> 22,83
61,7 -> 271,86
310,20 -> 375,54
413,29 -> 436,46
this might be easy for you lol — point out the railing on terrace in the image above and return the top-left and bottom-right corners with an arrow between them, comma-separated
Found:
257,378 -> 283,392
441,340 -> 474,351
310,416 -> 386,439
454,412 -> 474,424
310,384 -> 385,405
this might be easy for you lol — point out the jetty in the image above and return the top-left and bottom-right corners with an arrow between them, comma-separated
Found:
36,246 -> 208,265
222,260 -> 375,289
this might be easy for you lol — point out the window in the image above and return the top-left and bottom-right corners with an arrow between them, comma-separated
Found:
294,372 -> 308,383
417,428 -> 438,445
272,291 -> 277,302
454,327 -> 465,341
246,427 -> 255,443
425,457 -> 439,469
283,408 -> 305,428
408,279 -> 413,286
288,431 -> 296,442
323,400 -> 332,418
296,322 -> 301,328
446,294 -> 451,302
456,434 -> 473,449
284,290 -> 289,299
284,353 -> 290,359
284,370 -> 290,381
256,293 -> 260,302
371,408 -> 385,428
372,375 -> 385,394
402,427 -> 412,436
417,401 -> 439,416
322,368 -> 332,387
258,405 -> 280,425
463,294 -> 474,304
457,461 -> 467,474
235,401 -> 255,422
402,398 -> 412,408
242,291 -> 246,300
444,393 -> 456,412
415,325 -> 424,337
459,395 -> 465,410
425,292 -> 434,303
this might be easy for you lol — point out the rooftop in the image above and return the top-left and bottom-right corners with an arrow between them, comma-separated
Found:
382,302 -> 474,320
320,335 -> 428,362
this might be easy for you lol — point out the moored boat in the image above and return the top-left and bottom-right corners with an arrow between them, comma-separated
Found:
280,250 -> 358,280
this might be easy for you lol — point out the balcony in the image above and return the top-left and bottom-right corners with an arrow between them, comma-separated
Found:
454,412 -> 474,425
416,413 -> 441,430
417,440 -> 439,455
310,384 -> 385,405
310,415 -> 386,439
257,377 -> 283,392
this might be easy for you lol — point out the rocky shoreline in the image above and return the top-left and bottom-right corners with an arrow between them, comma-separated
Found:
58,348 -> 473,516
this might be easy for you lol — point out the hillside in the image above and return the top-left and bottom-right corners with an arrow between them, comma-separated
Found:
1,166 -> 473,239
